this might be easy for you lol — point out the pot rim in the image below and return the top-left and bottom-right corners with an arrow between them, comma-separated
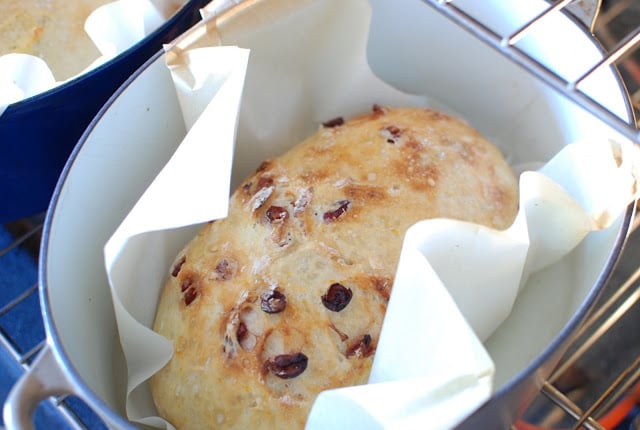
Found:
38,4 -> 637,427
39,48 -> 168,430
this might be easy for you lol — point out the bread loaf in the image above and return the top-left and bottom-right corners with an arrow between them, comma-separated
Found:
0,0 -> 112,80
150,106 -> 518,429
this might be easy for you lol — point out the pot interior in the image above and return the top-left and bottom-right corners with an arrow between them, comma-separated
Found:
42,0 -> 632,422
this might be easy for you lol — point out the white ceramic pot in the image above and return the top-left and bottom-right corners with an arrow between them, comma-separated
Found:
4,0 -> 634,428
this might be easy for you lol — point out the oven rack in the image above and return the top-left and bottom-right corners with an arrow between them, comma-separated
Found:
514,210 -> 640,430
421,0 -> 640,145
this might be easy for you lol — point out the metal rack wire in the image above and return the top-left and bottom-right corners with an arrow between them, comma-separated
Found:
512,213 -> 640,430
422,0 -> 640,144
595,0 -> 640,120
416,0 -> 640,428
0,0 -> 638,429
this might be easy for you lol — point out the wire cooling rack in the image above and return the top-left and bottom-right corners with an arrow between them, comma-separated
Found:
513,214 -> 640,430
0,1 -> 639,429
421,0 -> 640,144
416,0 -> 640,428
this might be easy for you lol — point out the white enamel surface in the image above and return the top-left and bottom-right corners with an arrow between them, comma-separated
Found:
45,54 -> 186,413
43,0 -> 631,422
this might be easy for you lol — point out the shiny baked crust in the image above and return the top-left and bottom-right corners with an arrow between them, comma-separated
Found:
150,106 -> 518,429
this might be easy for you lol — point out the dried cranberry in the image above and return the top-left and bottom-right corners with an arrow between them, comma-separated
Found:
215,259 -> 236,281
322,200 -> 350,222
266,353 -> 308,379
236,322 -> 248,343
372,104 -> 386,115
346,334 -> 373,358
256,176 -> 274,191
260,290 -> 287,314
321,283 -> 352,312
266,206 -> 289,224
383,125 -> 402,143
171,256 -> 186,277
322,117 -> 344,128
184,287 -> 198,306
385,125 -> 401,137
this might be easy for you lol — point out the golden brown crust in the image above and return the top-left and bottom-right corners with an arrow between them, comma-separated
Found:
150,106 -> 519,429
0,0 -> 112,80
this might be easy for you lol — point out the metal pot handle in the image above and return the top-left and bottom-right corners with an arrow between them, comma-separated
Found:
3,343 -> 75,430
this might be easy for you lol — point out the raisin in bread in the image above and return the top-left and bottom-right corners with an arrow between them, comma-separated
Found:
150,106 -> 518,429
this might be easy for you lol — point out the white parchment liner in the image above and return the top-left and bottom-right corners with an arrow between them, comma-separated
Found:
0,0 -> 188,115
104,0 -> 640,428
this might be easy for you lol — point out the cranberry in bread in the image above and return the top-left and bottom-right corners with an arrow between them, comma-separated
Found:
150,106 -> 518,429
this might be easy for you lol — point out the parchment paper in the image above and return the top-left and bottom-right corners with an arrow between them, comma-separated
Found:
104,0 -> 640,429
0,0 -> 188,115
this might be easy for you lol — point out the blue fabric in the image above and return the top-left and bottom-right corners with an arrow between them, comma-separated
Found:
0,225 -> 107,429
0,226 -> 44,355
